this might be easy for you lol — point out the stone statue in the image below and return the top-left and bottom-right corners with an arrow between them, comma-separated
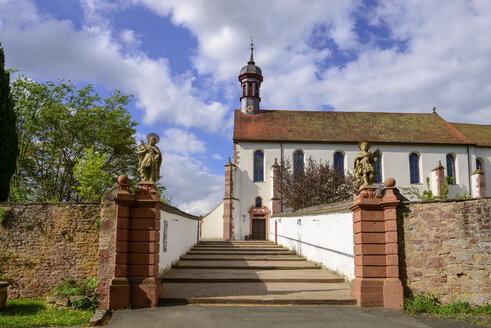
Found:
138,133 -> 162,183
354,140 -> 378,188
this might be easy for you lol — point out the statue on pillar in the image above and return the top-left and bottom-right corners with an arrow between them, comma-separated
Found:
354,140 -> 378,188
138,133 -> 162,183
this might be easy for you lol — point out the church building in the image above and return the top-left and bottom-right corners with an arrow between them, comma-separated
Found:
202,46 -> 491,241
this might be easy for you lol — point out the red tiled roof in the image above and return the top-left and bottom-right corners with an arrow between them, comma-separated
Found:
233,109 -> 476,145
451,123 -> 491,147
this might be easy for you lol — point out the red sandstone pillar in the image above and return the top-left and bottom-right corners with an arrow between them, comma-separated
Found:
271,158 -> 281,214
432,161 -> 445,197
349,178 -> 403,309
223,158 -> 235,240
471,167 -> 486,198
129,182 -> 161,309
380,178 -> 403,310
109,175 -> 132,310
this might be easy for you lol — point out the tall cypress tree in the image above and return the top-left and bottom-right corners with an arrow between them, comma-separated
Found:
0,43 -> 19,201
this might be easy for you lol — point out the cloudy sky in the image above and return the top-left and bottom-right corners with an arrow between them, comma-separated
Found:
1,0 -> 490,215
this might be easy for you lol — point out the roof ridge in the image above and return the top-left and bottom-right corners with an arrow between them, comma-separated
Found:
257,109 -> 438,115
450,122 -> 491,127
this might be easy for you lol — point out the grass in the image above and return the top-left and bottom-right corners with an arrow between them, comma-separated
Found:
0,299 -> 93,327
404,294 -> 491,326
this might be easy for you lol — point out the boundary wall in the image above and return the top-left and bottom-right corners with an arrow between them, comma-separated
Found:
0,202 -> 99,298
159,205 -> 200,272
270,201 -> 354,280
400,198 -> 490,306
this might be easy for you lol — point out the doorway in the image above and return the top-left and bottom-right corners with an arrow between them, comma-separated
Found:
251,219 -> 266,240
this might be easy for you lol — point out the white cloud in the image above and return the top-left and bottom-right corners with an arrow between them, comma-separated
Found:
161,153 -> 223,216
120,28 -> 141,48
136,0 -> 491,123
0,0 -> 231,132
160,128 -> 205,156
212,153 -> 223,160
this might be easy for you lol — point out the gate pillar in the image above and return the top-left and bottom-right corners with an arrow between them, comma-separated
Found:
349,178 -> 403,309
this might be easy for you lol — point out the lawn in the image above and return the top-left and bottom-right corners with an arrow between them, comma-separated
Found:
0,299 -> 93,327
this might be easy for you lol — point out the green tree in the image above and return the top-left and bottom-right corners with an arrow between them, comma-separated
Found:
10,77 -> 138,201
73,147 -> 113,202
0,43 -> 19,201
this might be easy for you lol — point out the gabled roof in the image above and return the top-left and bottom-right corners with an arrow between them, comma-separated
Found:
233,109 -> 480,145
450,123 -> 491,147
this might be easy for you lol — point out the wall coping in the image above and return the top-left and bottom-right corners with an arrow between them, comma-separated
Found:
402,196 -> 490,205
0,202 -> 100,205
271,200 -> 352,218
161,203 -> 200,221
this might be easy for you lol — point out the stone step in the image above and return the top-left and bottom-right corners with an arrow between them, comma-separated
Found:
180,255 -> 306,261
190,246 -> 291,249
159,282 -> 355,306
191,247 -> 289,251
172,260 -> 320,270
186,251 -> 296,256
161,269 -> 344,283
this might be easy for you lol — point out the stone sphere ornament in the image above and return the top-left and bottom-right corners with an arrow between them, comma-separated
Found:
138,133 -> 162,183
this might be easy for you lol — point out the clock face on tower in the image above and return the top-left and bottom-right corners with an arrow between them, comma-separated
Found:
247,105 -> 254,112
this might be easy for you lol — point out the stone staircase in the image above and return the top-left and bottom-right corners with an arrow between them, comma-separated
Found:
159,241 -> 356,305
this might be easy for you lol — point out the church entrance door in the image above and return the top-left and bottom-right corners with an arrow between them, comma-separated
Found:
248,203 -> 270,240
251,219 -> 266,240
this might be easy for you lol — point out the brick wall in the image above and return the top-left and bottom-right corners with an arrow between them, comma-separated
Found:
0,203 -> 100,298
400,198 -> 490,306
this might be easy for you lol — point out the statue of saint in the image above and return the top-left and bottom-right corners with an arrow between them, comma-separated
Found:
138,133 -> 162,183
354,140 -> 378,188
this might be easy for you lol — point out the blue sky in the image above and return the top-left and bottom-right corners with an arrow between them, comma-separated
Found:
1,0 -> 490,215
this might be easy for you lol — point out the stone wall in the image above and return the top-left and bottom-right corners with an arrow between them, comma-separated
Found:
0,202 -> 100,298
400,198 -> 490,306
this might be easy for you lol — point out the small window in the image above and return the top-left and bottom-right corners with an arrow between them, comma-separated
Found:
476,158 -> 484,171
253,150 -> 264,182
334,151 -> 344,174
242,84 -> 246,97
255,197 -> 262,208
293,150 -> 304,179
409,153 -> 420,184
374,152 -> 382,183
446,154 -> 455,184
248,84 -> 252,96
255,84 -> 259,97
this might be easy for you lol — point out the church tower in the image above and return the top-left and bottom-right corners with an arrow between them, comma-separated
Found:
239,42 -> 263,115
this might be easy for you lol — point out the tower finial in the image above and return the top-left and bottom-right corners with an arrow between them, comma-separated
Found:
249,36 -> 254,64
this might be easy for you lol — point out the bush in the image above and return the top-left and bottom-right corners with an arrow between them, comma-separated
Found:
51,278 -> 98,310
278,157 -> 357,210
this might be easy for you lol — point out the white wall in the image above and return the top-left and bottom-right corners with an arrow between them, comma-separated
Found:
269,211 -> 354,281
159,209 -> 199,272
201,201 -> 224,239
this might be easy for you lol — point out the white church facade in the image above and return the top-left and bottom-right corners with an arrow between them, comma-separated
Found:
202,47 -> 491,241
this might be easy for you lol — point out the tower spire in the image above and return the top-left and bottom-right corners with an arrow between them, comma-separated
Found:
249,36 -> 254,64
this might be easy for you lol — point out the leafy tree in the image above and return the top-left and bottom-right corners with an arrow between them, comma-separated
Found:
0,43 -> 19,201
73,147 -> 113,202
278,157 -> 357,210
10,77 -> 138,201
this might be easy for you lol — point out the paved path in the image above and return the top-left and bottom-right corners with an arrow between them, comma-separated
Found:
105,305 -> 486,328
159,240 -> 354,305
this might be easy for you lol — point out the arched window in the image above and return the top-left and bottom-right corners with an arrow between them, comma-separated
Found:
476,158 -> 484,171
255,197 -> 262,208
293,150 -> 304,179
253,150 -> 264,182
242,84 -> 246,97
248,83 -> 252,96
334,152 -> 344,174
374,152 -> 382,183
255,84 -> 259,96
446,154 -> 455,184
409,153 -> 420,184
